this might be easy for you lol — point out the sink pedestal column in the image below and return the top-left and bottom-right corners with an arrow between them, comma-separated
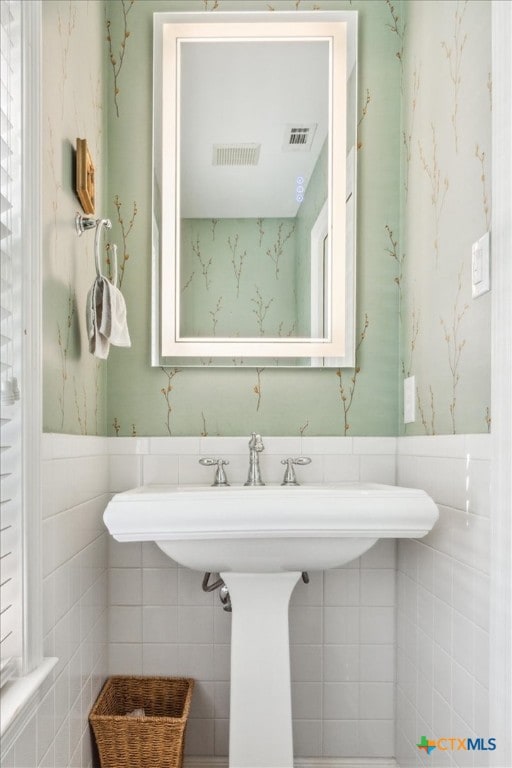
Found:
221,571 -> 301,768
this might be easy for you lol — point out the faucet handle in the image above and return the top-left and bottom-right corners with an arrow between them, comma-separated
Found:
199,457 -> 230,486
280,456 -> 312,486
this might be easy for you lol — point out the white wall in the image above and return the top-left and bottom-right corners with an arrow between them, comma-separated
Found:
1,434 -> 493,767
1,437 -> 110,768
395,435 -> 492,768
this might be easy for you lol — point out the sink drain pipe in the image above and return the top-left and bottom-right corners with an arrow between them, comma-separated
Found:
202,571 -> 309,612
202,572 -> 232,612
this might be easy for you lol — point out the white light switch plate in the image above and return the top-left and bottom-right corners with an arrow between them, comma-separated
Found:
404,376 -> 416,424
472,231 -> 491,298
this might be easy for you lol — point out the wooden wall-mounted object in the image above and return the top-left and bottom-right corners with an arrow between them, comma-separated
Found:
76,138 -> 95,215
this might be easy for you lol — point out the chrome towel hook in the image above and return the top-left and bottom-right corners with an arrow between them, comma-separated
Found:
75,212 -> 112,237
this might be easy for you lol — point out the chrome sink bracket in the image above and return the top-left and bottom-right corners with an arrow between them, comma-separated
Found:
280,456 -> 312,485
199,457 -> 230,486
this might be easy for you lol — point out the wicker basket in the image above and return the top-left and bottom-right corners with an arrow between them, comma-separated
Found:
89,676 -> 194,768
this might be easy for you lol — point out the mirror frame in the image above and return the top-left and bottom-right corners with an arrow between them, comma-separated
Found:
152,10 -> 357,367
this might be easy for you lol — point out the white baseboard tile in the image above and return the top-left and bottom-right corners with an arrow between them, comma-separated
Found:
184,758 -> 398,768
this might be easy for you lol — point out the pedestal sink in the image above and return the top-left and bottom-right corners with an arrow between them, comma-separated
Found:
104,482 -> 438,768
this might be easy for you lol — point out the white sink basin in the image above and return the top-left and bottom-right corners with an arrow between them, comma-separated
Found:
103,481 -> 437,768
103,482 -> 438,572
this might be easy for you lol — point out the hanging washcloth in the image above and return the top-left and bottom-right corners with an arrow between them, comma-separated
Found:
86,276 -> 111,359
98,245 -> 131,348
86,225 -> 131,359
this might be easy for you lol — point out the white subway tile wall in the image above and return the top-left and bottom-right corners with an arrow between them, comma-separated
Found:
107,436 -> 398,759
2,436 -> 110,768
395,435 -> 492,768
2,434 -> 492,767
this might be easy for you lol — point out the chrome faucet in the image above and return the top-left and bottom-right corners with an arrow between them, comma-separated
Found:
244,432 -> 265,486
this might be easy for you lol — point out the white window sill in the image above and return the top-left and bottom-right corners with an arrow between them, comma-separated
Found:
0,657 -> 58,753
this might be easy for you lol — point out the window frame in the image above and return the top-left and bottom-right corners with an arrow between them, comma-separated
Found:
0,0 -> 57,750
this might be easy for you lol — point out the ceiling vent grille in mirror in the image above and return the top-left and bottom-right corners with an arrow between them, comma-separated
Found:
283,123 -> 317,151
212,143 -> 261,166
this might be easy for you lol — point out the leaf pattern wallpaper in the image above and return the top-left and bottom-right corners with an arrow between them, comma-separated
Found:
42,0 -> 491,438
180,218 -> 300,340
43,1 -> 107,435
400,0 -> 491,435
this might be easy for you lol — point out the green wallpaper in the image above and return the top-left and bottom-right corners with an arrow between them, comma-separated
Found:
400,0 -> 491,434
104,0 -> 400,437
180,217 -> 300,340
42,0 -> 107,435
42,0 -> 491,437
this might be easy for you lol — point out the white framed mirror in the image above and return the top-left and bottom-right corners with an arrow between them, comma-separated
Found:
152,10 -> 357,367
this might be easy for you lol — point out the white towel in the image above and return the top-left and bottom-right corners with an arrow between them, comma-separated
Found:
86,242 -> 131,359
99,278 -> 131,348
86,276 -> 110,359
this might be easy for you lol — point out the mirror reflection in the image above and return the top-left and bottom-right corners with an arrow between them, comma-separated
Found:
179,39 -> 329,341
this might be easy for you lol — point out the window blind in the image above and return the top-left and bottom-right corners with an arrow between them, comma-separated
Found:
0,0 -> 23,687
